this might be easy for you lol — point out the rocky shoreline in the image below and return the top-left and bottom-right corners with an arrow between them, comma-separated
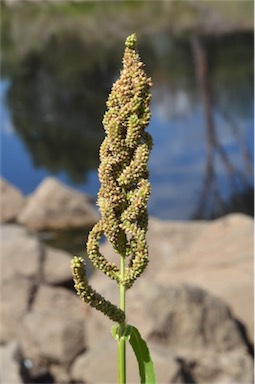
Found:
0,177 -> 99,231
0,177 -> 253,383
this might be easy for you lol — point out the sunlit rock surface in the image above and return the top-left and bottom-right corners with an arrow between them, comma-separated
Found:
1,213 -> 253,383
18,177 -> 99,231
0,177 -> 26,223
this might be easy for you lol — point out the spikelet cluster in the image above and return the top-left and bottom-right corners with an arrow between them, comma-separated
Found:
72,256 -> 125,323
72,34 -> 152,322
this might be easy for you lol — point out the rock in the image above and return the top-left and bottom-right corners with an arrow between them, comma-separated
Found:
42,246 -> 72,285
0,341 -> 24,384
31,284 -> 89,320
1,213 -> 252,384
70,336 -> 117,383
99,213 -> 253,340
145,217 -> 206,271
149,347 -> 188,384
76,281 -> 252,383
0,222 -> 90,378
146,285 -> 253,383
18,177 -> 99,231
0,225 -> 42,342
70,335 -> 185,384
22,311 -> 85,365
1,275 -> 32,342
1,224 -> 42,283
49,364 -> 70,384
21,285 -> 88,365
182,348 -> 254,384
153,213 -> 254,340
148,344 -> 253,384
21,355 -> 52,384
147,285 -> 247,352
1,222 -> 75,286
0,178 -> 25,223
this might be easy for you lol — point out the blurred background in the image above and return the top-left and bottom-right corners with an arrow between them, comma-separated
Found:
1,2 -> 254,384
1,0 -> 253,221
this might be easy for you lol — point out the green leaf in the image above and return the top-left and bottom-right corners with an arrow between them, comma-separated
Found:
111,324 -> 119,340
129,325 -> 156,384
121,324 -> 132,341
111,324 -> 132,341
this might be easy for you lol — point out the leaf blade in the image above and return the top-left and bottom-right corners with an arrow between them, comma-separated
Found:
129,325 -> 156,384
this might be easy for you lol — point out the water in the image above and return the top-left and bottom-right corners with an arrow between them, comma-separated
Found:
1,6 -> 253,221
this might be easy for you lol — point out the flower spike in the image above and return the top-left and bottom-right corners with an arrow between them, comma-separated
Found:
71,33 -> 152,322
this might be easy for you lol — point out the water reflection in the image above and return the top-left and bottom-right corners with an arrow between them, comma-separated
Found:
5,36 -> 124,182
1,22 -> 253,219
190,35 -> 253,218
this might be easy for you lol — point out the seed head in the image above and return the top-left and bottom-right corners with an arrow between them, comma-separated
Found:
71,33 -> 152,321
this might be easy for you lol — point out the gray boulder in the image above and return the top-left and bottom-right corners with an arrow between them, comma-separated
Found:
1,275 -> 33,342
18,177 -> 99,230
0,341 -> 23,384
145,284 -> 253,383
100,213 -> 253,340
0,223 -> 89,378
153,213 -> 254,341
1,212 -> 253,384
1,224 -> 42,282
70,335 -> 185,384
0,178 -> 25,223
21,285 -> 88,365
147,285 -> 247,352
75,279 -> 253,383
42,246 -> 72,285
181,348 -> 254,384
1,225 -> 42,342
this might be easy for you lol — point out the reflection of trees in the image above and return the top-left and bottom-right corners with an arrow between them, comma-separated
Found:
219,109 -> 252,176
4,23 -> 253,218
7,36 -> 121,182
7,32 -> 198,182
148,35 -> 198,118
208,33 -> 254,119
190,36 -> 253,219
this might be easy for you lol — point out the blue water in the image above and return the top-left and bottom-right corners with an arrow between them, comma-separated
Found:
1,77 -> 253,220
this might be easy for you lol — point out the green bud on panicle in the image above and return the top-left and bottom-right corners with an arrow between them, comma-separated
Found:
125,33 -> 137,49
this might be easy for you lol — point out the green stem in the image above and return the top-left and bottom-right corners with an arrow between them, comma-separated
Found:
118,255 -> 126,384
